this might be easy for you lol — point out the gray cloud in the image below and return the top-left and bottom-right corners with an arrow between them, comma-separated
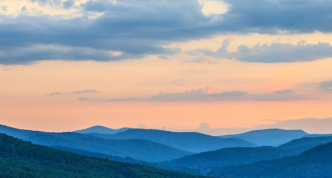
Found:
148,87 -> 214,101
197,39 -> 332,63
1,5 -> 7,11
78,97 -> 90,100
204,91 -> 248,97
171,79 -> 186,86
249,93 -> 307,101
319,80 -> 332,88
72,89 -> 98,94
21,6 -> 27,13
148,89 -> 306,101
29,0 -> 72,9
63,0 -> 75,9
106,97 -> 143,102
274,89 -> 294,94
159,56 -> 169,60
137,124 -> 147,129
183,57 -> 220,64
319,80 -> 332,92
106,87 -> 306,102
2,0 -> 332,64
45,92 -> 64,96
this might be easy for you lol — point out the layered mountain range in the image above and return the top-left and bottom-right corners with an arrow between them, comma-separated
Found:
1,124 -> 332,178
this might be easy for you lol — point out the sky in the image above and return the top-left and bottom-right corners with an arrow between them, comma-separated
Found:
1,0 -> 332,134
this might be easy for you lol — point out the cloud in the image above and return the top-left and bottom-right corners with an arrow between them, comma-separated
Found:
137,124 -> 147,129
106,97 -> 143,102
21,6 -> 27,13
63,0 -> 75,9
197,40 -> 332,63
249,93 -> 307,101
148,87 -> 216,101
29,0 -> 74,9
171,79 -> 186,86
148,88 -> 306,101
159,56 -> 169,60
1,5 -> 7,12
319,80 -> 332,92
197,123 -> 212,130
204,91 -> 247,97
184,57 -> 219,64
78,97 -> 90,101
220,0 -> 332,34
319,80 -> 332,88
45,92 -> 64,96
72,89 -> 98,94
2,0 -> 332,64
274,89 -> 294,94
106,87 -> 306,102
297,40 -> 307,46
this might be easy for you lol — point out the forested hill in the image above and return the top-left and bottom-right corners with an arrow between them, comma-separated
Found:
165,146 -> 293,174
277,136 -> 332,154
0,124 -> 191,162
88,129 -> 256,153
208,141 -> 332,178
51,146 -> 149,165
0,133 -> 206,178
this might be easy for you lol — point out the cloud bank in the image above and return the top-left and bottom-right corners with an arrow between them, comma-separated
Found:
107,87 -> 307,102
2,0 -> 332,64
319,80 -> 332,92
194,39 -> 332,63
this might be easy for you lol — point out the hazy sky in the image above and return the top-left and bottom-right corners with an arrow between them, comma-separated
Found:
1,0 -> 332,134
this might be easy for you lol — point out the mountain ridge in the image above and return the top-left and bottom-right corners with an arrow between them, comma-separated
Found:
87,128 -> 257,153
219,128 -> 309,146
0,124 -> 191,162
0,133 -> 206,178
74,125 -> 130,134
208,141 -> 332,177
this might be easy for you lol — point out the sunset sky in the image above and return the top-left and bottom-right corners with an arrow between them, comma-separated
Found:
1,0 -> 332,134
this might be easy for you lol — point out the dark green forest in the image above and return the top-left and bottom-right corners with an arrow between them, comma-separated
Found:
0,133 -> 206,178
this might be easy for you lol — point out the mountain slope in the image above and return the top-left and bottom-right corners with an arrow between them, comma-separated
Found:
160,136 -> 332,175
51,146 -> 149,165
74,125 -> 130,134
0,124 -> 191,162
88,129 -> 256,153
220,129 -> 308,146
208,141 -> 332,178
278,136 -> 332,154
0,133 -> 206,178
164,146 -> 294,174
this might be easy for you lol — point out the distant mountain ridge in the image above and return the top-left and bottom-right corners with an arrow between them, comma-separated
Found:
208,140 -> 332,177
87,129 -> 257,153
278,136 -> 332,154
220,128 -> 309,146
164,146 -> 293,174
74,125 -> 130,134
0,124 -> 191,162
158,136 -> 332,175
